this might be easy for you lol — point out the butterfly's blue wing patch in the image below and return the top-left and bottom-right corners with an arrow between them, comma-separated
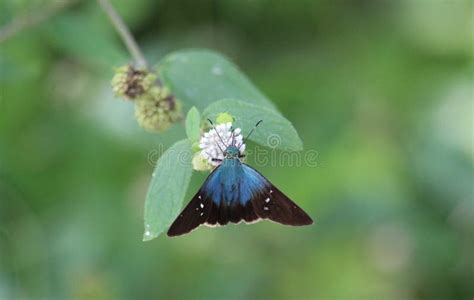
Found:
167,159 -> 313,237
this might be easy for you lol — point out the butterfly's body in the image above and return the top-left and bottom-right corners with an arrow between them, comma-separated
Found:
208,157 -> 259,206
167,145 -> 313,236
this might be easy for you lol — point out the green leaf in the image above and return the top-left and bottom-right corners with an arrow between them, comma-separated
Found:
158,49 -> 277,111
143,139 -> 193,241
202,99 -> 303,151
185,107 -> 201,142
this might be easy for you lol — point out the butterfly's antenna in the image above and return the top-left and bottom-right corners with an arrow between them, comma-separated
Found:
207,119 -> 227,153
230,126 -> 236,146
242,120 -> 263,147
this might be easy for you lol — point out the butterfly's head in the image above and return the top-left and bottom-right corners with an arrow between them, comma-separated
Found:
224,145 -> 240,159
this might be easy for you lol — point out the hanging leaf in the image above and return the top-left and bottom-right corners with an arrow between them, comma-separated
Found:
203,99 -> 303,151
143,139 -> 193,241
158,49 -> 277,111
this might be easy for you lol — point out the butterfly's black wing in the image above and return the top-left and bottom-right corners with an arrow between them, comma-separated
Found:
166,188 -> 214,237
251,183 -> 314,225
167,165 -> 222,237
242,164 -> 313,226
167,161 -> 313,237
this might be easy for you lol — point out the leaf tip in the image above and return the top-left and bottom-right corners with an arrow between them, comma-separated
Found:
142,230 -> 158,242
143,223 -> 159,241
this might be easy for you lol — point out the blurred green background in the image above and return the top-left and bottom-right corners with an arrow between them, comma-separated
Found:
1,0 -> 473,299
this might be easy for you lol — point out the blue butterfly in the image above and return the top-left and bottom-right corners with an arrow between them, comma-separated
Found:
167,121 -> 313,237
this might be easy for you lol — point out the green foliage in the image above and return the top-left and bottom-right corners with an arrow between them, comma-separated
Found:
143,140 -> 193,241
185,107 -> 201,142
1,0 -> 472,299
203,99 -> 303,151
158,49 -> 277,111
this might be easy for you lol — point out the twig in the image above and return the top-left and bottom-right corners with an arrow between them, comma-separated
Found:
0,1 -> 75,44
96,0 -> 148,69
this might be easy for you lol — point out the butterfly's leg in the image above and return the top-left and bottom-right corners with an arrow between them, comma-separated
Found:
212,158 -> 223,162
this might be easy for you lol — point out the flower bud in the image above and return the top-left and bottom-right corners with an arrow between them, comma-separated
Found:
216,112 -> 234,124
111,65 -> 157,100
134,86 -> 183,132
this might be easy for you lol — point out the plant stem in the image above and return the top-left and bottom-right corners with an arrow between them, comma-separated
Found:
96,0 -> 148,69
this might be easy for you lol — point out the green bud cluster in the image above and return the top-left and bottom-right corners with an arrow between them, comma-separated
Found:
111,65 -> 182,132
111,65 -> 156,100
135,87 -> 182,132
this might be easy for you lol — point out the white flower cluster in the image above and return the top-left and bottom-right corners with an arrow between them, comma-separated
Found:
199,122 -> 246,166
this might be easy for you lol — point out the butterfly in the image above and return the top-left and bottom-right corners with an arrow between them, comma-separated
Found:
167,120 -> 313,237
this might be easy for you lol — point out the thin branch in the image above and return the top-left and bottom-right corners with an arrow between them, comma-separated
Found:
0,1 -> 75,44
96,0 -> 148,69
